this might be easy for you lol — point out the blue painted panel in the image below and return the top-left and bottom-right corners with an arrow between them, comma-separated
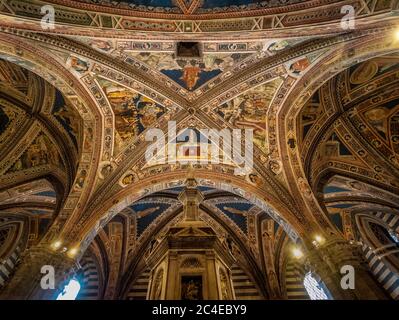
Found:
215,202 -> 250,234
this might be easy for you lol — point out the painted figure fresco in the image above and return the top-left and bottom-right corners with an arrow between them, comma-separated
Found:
74,169 -> 87,190
215,79 -> 282,153
98,78 -> 166,151
349,55 -> 399,89
180,62 -> 202,90
350,60 -> 379,85
289,57 -> 310,75
8,133 -> 61,173
364,107 -> 391,139
181,276 -> 203,300
89,39 -> 113,52
361,89 -> 399,140
121,173 -> 135,186
153,269 -> 164,300
391,113 -> 399,147
129,52 -> 251,91
288,51 -> 325,76
300,91 -> 323,140
324,133 -> 352,157
68,56 -> 89,73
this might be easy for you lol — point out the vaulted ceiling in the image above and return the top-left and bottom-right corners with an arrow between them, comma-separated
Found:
0,0 -> 399,300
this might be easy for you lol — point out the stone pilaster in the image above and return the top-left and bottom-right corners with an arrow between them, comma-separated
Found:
306,238 -> 389,299
0,246 -> 77,300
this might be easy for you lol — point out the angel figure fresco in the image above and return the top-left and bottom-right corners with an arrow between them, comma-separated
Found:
215,80 -> 282,153
11,134 -> 60,172
181,63 -> 201,91
54,105 -> 80,135
364,107 -> 391,139
100,80 -> 166,146
216,92 -> 267,151
130,52 -> 250,91
103,84 -> 140,141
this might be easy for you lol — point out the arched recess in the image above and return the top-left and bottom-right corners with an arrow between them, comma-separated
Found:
0,219 -> 27,288
0,178 -> 68,290
0,58 -> 83,203
300,54 -> 399,197
0,31 -> 103,250
78,184 -> 299,300
282,256 -> 310,300
280,241 -> 333,300
307,160 -> 399,300
278,30 -> 399,237
78,170 -> 301,256
0,55 -> 87,282
76,247 -> 106,300
118,191 -> 268,299
119,201 -> 267,301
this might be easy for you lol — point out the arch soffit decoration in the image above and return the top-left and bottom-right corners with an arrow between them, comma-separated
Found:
0,0 -> 395,39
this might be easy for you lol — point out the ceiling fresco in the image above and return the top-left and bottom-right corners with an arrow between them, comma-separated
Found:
70,0 -> 308,15
215,79 -> 283,153
97,77 -> 168,153
0,0 -> 398,301
6,133 -> 64,174
129,51 -> 252,91
0,179 -> 57,207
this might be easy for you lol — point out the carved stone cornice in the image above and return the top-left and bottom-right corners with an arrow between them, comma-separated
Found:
2,0 -> 395,36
